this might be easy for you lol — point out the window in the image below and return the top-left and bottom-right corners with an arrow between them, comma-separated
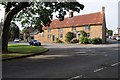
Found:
84,25 -> 90,30
72,26 -> 76,32
48,34 -> 51,39
86,33 -> 90,38
48,28 -> 51,32
59,34 -> 63,39
59,28 -> 63,32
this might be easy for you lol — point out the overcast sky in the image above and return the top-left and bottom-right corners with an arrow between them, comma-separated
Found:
0,0 -> 119,31
76,0 -> 119,31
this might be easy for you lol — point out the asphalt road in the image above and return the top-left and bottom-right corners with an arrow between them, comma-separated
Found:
2,39 -> 120,79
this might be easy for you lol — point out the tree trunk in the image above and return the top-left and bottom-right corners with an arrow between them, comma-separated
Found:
2,2 -> 30,53
2,15 -> 12,52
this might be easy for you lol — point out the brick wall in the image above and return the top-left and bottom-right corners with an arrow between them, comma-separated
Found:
34,24 -> 106,43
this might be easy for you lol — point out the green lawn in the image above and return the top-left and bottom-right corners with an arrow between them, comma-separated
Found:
1,44 -> 48,59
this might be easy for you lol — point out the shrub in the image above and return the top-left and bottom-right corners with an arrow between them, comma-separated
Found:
90,38 -> 102,44
70,38 -> 79,43
79,36 -> 89,44
88,38 -> 92,44
65,32 -> 74,42
79,31 -> 87,37
54,37 -> 63,43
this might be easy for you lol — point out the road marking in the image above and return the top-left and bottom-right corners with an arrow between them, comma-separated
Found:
75,52 -> 86,54
104,55 -> 108,56
111,62 -> 120,67
93,67 -> 106,73
67,75 -> 82,80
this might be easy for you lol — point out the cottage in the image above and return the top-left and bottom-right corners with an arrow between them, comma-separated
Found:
34,7 -> 106,43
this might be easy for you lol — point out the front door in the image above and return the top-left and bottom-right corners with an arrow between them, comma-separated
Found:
52,35 -> 55,42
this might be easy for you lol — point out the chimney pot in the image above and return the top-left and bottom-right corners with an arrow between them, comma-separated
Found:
102,6 -> 105,13
69,10 -> 73,18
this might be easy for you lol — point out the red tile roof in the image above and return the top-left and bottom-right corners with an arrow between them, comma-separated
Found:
44,12 -> 103,29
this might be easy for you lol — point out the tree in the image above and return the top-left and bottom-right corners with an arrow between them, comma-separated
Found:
22,27 -> 34,42
1,2 -> 30,52
65,32 -> 74,42
107,30 -> 113,36
1,1 -> 84,52
9,22 -> 20,41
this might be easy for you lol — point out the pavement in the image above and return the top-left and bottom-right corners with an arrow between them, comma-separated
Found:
2,39 -> 120,79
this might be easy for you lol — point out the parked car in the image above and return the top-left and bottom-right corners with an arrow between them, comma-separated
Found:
29,40 -> 41,46
116,36 -> 120,41
111,36 -> 116,40
108,36 -> 112,39
14,38 -> 20,42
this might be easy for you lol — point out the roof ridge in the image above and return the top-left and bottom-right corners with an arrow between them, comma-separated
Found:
52,11 -> 101,21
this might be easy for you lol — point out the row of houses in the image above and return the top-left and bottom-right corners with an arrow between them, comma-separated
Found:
34,7 -> 107,43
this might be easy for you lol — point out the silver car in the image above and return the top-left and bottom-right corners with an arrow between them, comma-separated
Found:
116,36 -> 120,41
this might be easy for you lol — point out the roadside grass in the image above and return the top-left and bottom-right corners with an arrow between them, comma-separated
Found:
1,44 -> 48,60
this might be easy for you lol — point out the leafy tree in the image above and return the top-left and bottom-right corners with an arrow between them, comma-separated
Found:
1,1 -> 84,52
65,32 -> 74,42
9,22 -> 20,41
107,30 -> 113,36
22,27 -> 35,42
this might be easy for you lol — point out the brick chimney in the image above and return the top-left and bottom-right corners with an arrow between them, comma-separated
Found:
69,10 -> 73,18
102,6 -> 105,14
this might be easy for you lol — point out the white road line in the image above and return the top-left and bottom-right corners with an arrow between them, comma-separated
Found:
75,52 -> 86,53
94,67 -> 106,73
67,75 -> 82,80
104,55 -> 108,56
111,62 -> 120,67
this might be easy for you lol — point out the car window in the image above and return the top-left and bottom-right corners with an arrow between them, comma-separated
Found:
33,40 -> 37,42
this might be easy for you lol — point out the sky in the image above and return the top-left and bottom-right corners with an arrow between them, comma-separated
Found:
0,0 -> 119,31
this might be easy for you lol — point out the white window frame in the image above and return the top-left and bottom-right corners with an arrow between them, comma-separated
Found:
84,25 -> 90,30
72,26 -> 76,32
59,28 -> 63,32
48,28 -> 51,32
48,34 -> 51,39
59,34 -> 63,39
86,33 -> 90,38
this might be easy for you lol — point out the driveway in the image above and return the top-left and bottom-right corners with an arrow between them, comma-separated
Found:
2,41 -> 119,79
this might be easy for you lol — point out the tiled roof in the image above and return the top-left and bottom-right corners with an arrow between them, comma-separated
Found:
44,12 -> 103,29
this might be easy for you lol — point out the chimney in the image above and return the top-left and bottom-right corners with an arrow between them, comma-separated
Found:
69,10 -> 73,18
102,6 -> 105,14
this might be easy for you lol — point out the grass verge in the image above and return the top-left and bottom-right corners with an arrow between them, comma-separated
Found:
1,44 -> 48,60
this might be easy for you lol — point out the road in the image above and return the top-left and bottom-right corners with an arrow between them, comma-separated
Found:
2,39 -> 120,79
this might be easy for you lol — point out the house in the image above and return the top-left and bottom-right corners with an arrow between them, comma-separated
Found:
113,27 -> 120,37
34,7 -> 106,43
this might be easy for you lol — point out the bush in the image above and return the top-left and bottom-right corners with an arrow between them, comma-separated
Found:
79,36 -> 102,44
88,38 -> 92,44
79,31 -> 87,37
79,36 -> 89,44
90,38 -> 102,44
65,32 -> 74,42
70,38 -> 79,43
54,37 -> 63,43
